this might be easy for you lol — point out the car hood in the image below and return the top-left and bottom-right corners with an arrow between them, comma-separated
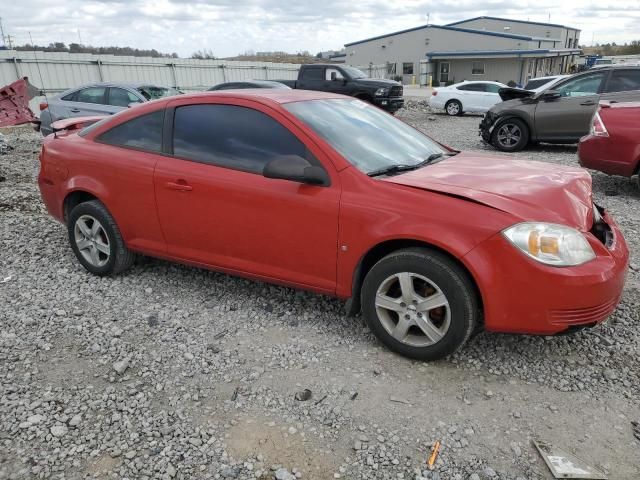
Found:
382,152 -> 593,231
498,87 -> 536,101
353,78 -> 401,88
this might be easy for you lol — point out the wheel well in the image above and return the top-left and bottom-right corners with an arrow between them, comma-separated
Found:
347,239 -> 484,318
445,99 -> 461,105
63,191 -> 98,223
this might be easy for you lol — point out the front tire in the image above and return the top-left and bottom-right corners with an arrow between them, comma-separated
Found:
67,200 -> 135,276
445,100 -> 463,116
491,118 -> 529,152
361,248 -> 479,361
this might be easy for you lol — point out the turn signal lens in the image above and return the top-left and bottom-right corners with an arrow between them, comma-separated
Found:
39,102 -> 48,111
503,222 -> 595,267
432,91 -> 438,96
590,111 -> 609,137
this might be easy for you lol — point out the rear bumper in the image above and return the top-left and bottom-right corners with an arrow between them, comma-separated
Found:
463,212 -> 629,335
578,135 -> 637,177
373,97 -> 404,112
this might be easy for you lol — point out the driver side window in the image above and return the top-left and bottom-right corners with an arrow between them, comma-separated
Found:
326,69 -> 344,81
556,73 -> 605,97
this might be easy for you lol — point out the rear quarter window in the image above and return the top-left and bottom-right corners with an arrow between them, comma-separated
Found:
95,110 -> 164,153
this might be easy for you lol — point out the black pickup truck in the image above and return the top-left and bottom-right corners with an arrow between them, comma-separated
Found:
278,64 -> 404,113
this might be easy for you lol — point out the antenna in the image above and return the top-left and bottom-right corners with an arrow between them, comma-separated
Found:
29,31 -> 57,138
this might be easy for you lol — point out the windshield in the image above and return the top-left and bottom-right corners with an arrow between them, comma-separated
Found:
524,78 -> 550,90
285,99 -> 446,174
341,66 -> 368,79
136,86 -> 180,101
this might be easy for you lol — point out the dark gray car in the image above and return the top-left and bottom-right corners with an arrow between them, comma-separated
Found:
208,80 -> 291,90
480,67 -> 640,151
39,82 -> 180,136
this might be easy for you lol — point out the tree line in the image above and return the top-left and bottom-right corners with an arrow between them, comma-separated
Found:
585,40 -> 640,56
14,42 -> 179,58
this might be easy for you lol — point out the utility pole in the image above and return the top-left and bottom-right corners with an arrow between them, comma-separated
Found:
0,17 -> 6,48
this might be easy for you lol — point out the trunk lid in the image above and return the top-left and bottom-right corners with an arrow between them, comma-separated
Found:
382,152 -> 593,231
50,115 -> 106,133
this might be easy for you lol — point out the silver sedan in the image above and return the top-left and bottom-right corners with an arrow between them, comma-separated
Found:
39,82 -> 180,136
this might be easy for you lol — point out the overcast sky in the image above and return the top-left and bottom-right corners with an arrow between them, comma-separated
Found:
3,1 -> 639,57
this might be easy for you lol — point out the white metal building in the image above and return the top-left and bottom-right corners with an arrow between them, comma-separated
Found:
344,16 -> 581,86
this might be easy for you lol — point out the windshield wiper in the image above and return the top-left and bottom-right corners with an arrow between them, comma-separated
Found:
367,152 -> 458,177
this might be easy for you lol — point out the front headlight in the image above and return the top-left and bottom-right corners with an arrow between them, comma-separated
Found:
374,88 -> 389,96
502,222 -> 595,266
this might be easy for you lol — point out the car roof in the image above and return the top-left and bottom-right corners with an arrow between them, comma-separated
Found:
527,75 -> 566,81
171,89 -> 347,104
451,80 -> 505,86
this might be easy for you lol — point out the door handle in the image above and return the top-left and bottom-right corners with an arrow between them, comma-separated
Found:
70,108 -> 80,113
580,101 -> 596,106
165,180 -> 192,192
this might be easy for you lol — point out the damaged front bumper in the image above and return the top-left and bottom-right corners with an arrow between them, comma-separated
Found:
478,111 -> 499,143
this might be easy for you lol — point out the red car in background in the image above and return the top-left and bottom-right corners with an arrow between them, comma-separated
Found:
579,101 -> 640,184
38,90 -> 629,361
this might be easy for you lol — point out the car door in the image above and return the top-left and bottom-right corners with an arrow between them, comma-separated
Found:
153,98 -> 341,292
65,86 -> 109,117
106,87 -> 144,114
323,67 -> 350,95
455,84 -> 483,110
534,71 -> 607,141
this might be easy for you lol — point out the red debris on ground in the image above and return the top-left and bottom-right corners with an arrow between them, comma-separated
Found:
0,78 -> 39,128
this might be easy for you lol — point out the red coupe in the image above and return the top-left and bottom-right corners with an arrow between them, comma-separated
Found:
38,90 -> 629,360
579,101 -> 640,185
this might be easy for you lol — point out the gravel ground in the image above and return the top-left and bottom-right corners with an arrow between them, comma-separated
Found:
0,105 -> 639,480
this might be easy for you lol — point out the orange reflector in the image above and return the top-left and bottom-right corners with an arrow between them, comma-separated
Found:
528,231 -> 539,255
540,236 -> 559,254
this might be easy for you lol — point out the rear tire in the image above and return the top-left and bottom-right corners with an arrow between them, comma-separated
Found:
445,100 -> 463,116
67,200 -> 135,276
361,248 -> 479,361
491,118 -> 529,152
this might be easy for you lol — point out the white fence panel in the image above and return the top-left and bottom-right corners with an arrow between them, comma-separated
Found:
0,50 -> 301,94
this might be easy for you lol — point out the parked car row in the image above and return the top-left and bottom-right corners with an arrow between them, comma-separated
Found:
39,63 -> 406,136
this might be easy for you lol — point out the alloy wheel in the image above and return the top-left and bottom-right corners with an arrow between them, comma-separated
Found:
374,272 -> 451,347
74,215 -> 111,267
496,123 -> 522,148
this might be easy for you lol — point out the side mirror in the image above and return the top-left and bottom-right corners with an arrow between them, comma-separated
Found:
263,155 -> 329,186
127,102 -> 141,108
541,90 -> 561,101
